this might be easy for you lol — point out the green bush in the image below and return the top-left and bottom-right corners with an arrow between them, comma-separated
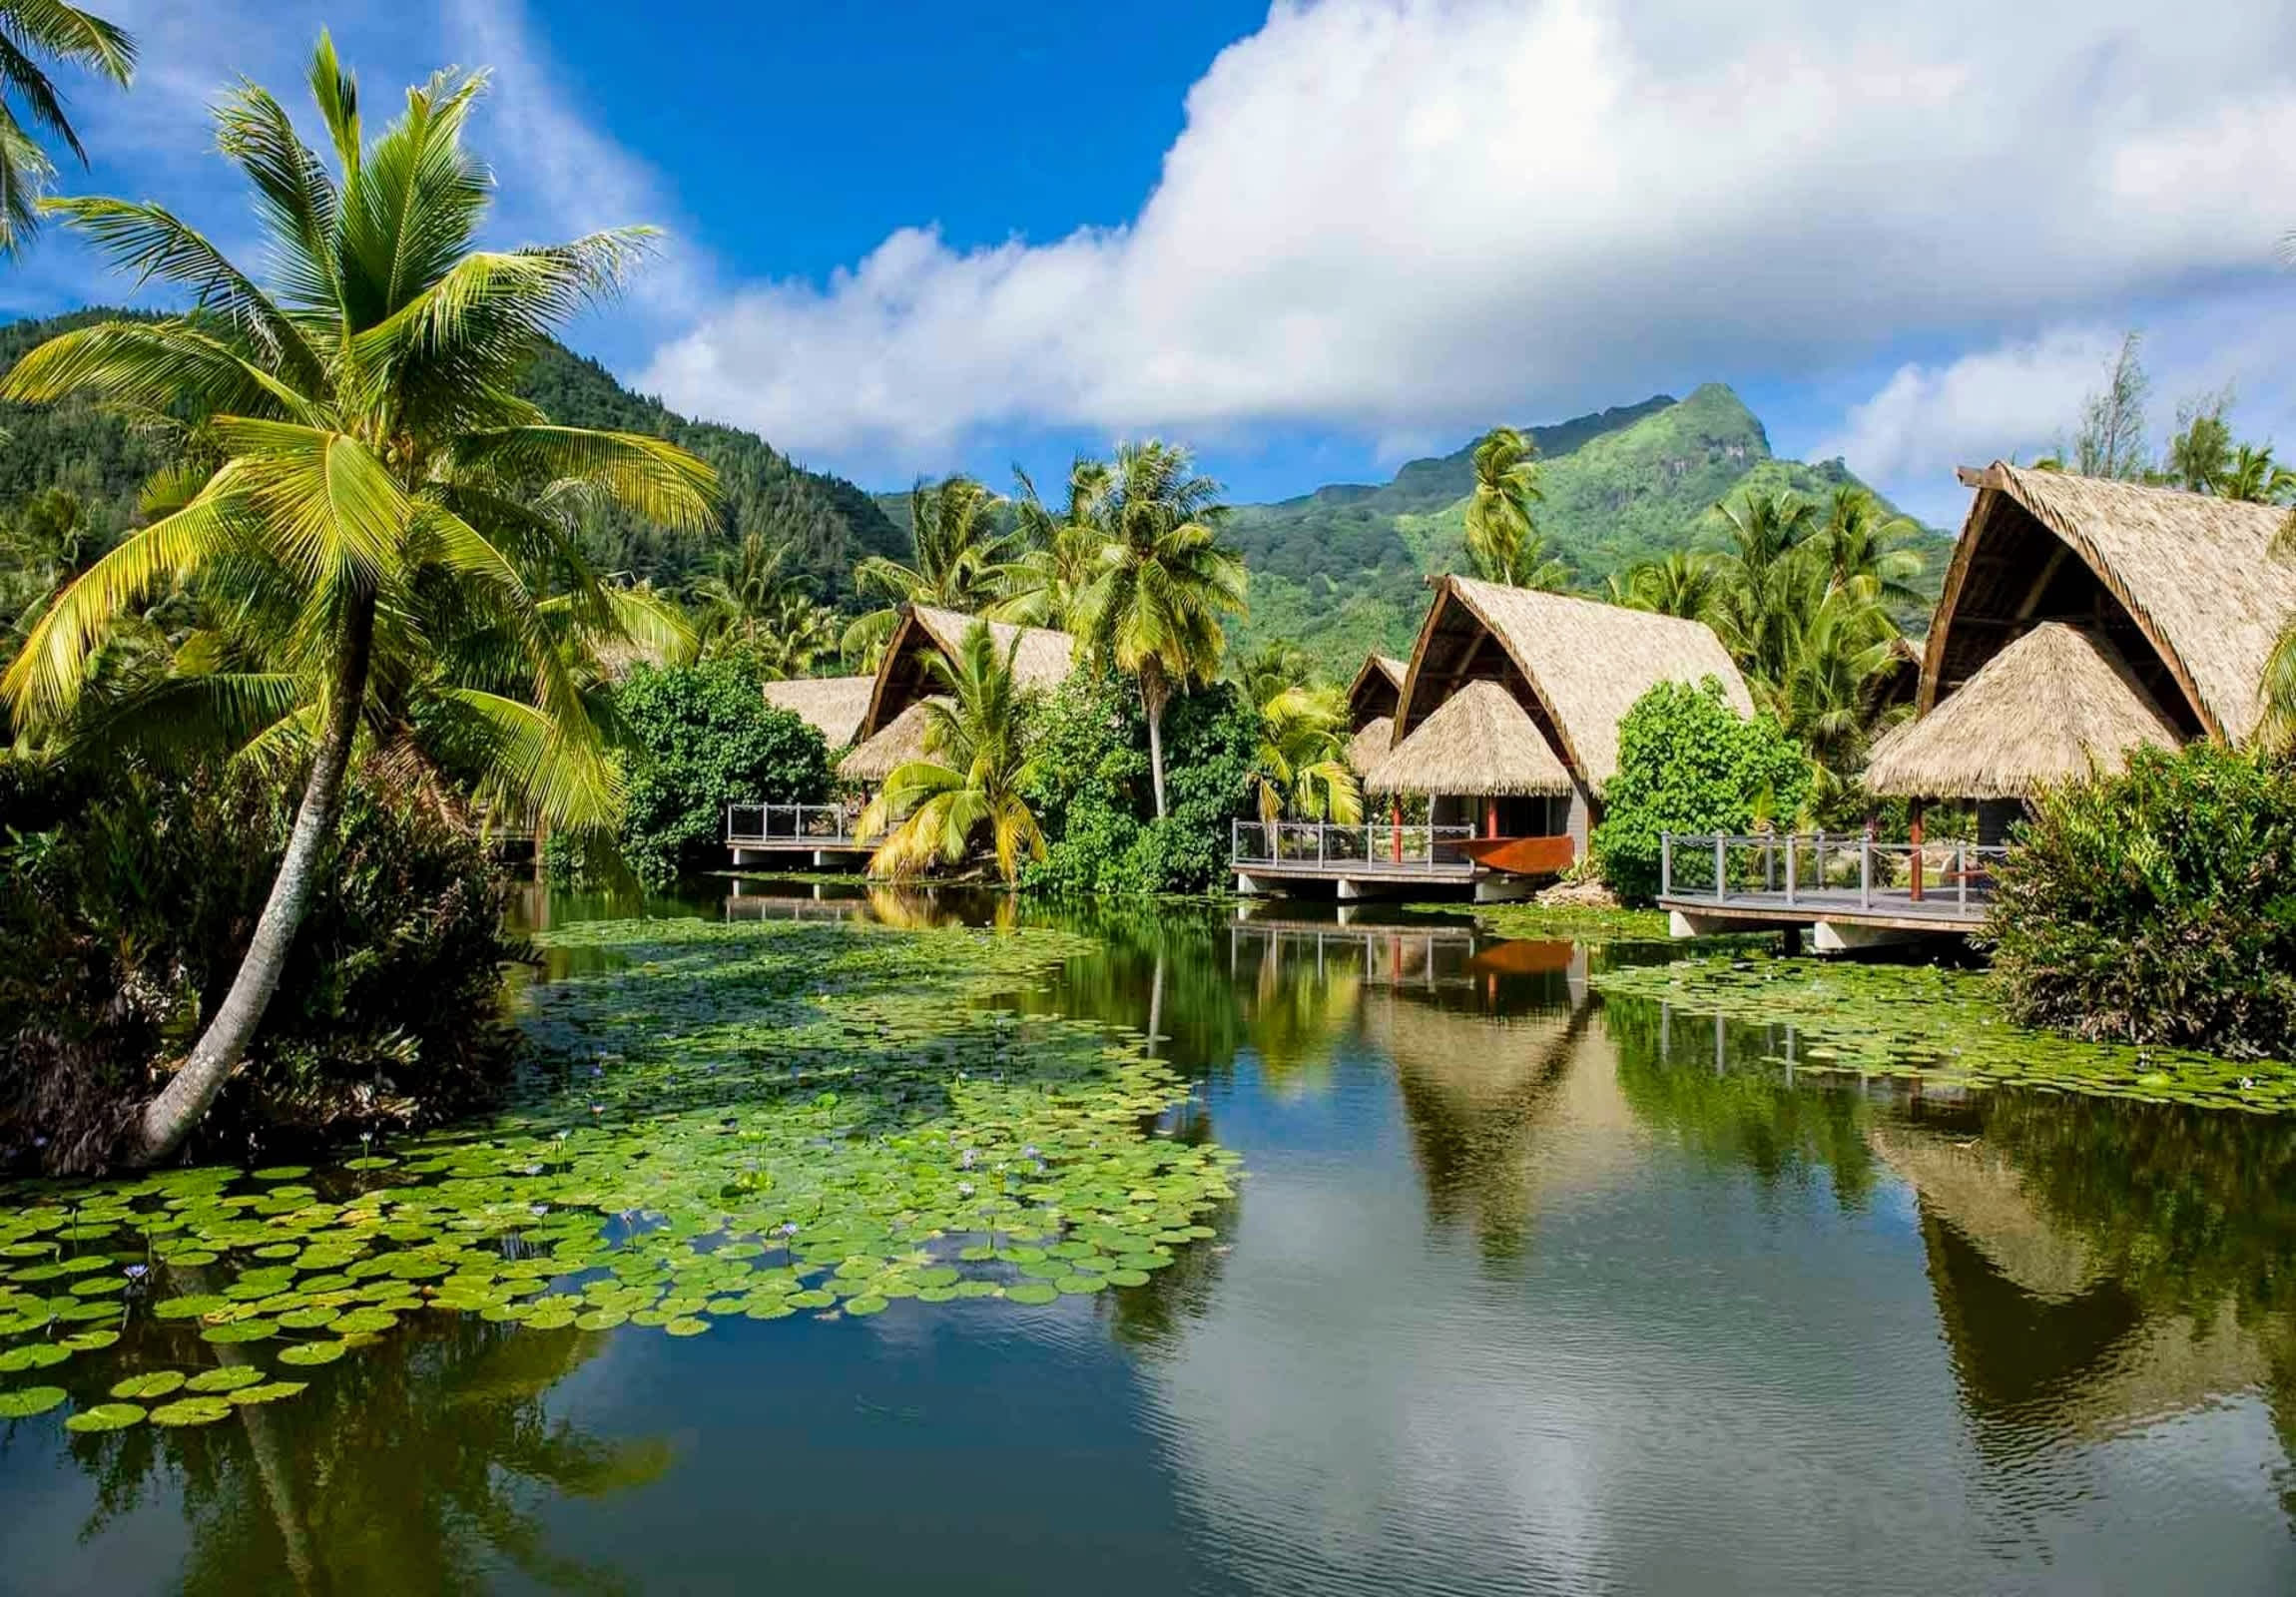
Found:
0,765 -> 518,1172
611,662 -> 833,885
1592,677 -> 1811,903
1986,744 -> 2296,1059
1022,670 -> 1264,896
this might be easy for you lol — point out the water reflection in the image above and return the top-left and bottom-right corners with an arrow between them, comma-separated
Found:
9,886 -> 2296,1592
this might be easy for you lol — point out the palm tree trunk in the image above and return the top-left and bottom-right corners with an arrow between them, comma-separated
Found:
132,597 -> 375,1166
1143,666 -> 1170,820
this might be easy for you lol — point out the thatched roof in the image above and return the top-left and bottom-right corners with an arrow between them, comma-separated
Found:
1346,653 -> 1408,728
1366,680 -> 1572,797
837,697 -> 947,783
1346,715 -> 1395,776
1394,576 -> 1752,794
761,675 -> 872,749
1931,463 -> 2296,745
1865,623 -> 2183,799
857,605 -> 1074,744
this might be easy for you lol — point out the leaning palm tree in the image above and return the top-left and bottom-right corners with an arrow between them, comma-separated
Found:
843,474 -> 1020,658
0,1 -> 134,256
2222,444 -> 2296,506
856,619 -> 1044,882
1462,425 -> 1542,583
1809,486 -> 1926,611
1618,549 -> 1726,622
1071,439 -> 1248,818
0,37 -> 716,1163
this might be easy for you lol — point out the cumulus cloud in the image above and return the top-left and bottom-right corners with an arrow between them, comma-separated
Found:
639,0 -> 2296,471
1815,330 -> 2120,489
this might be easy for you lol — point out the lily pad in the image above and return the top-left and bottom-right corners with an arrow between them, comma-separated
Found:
65,1403 -> 147,1433
111,1370 -> 188,1399
1003,1283 -> 1059,1307
277,1341 -> 347,1367
149,1395 -> 236,1427
227,1381 -> 307,1406
0,1385 -> 67,1417
187,1365 -> 267,1393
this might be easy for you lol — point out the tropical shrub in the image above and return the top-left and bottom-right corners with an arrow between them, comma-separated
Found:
1593,677 -> 1811,903
1023,670 -> 1262,896
0,765 -> 517,1173
1986,744 -> 2296,1059
613,662 -> 832,885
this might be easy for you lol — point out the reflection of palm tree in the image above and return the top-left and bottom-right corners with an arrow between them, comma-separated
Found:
77,1319 -> 667,1594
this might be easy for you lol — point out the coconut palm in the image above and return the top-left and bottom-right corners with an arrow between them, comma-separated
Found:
1710,486 -> 1819,688
691,530 -> 840,676
844,474 -> 1019,658
994,455 -> 1107,630
1247,682 -> 1362,827
1462,425 -> 1545,585
0,37 -> 716,1163
1072,439 -> 1248,818
856,619 -> 1044,882
2223,443 -> 2296,506
0,1 -> 134,256
1810,486 -> 1926,612
1616,549 -> 1726,622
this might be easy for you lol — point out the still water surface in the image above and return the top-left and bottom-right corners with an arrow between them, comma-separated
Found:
3,879 -> 2293,1594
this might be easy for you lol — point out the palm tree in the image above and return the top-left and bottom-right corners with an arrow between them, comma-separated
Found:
994,455 -> 1107,630
0,37 -> 716,1163
1248,682 -> 1362,827
1617,549 -> 1725,622
2223,444 -> 2296,506
1462,425 -> 1544,584
1810,486 -> 1926,611
2267,514 -> 2296,751
1710,486 -> 1819,688
844,474 -> 1019,658
0,1 -> 134,256
691,530 -> 840,676
1072,439 -> 1248,818
856,619 -> 1044,882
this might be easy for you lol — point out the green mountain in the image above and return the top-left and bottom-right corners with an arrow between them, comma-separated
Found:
1225,383 -> 1948,676
0,310 -> 905,603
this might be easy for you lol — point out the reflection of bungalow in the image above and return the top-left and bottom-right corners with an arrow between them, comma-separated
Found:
761,675 -> 872,752
1344,653 -> 1407,774
1865,464 -> 2296,834
837,605 -> 1074,786
1384,575 -> 1752,857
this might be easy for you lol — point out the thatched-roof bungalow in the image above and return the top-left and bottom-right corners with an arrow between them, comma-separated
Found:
838,697 -> 945,784
1343,653 -> 1409,776
838,605 -> 1075,786
1865,623 -> 2182,807
1868,462 -> 2296,836
762,675 -> 872,751
1382,576 -> 1753,857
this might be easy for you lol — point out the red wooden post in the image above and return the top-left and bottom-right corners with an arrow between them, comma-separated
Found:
1391,798 -> 1403,864
1485,797 -> 1498,839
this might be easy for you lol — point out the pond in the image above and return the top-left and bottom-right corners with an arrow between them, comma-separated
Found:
3,877 -> 2294,1594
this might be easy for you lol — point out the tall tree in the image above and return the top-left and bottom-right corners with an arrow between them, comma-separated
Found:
1709,486 -> 1818,688
1810,486 -> 1926,612
856,619 -> 1044,882
844,474 -> 1018,658
995,455 -> 1107,631
0,37 -> 716,1163
1614,549 -> 1725,622
2071,331 -> 2151,480
1462,425 -> 1546,584
1073,439 -> 1247,818
0,0 -> 134,256
2162,390 -> 2234,492
2222,443 -> 2296,506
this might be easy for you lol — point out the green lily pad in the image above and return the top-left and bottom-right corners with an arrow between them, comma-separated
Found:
277,1341 -> 347,1367
664,1317 -> 710,1336
200,1320 -> 277,1343
1054,1275 -> 1106,1295
65,1403 -> 147,1433
0,1344 -> 68,1372
149,1395 -> 236,1427
111,1370 -> 187,1399
187,1365 -> 266,1393
844,1295 -> 888,1317
227,1381 -> 307,1406
1004,1283 -> 1058,1306
0,1385 -> 67,1417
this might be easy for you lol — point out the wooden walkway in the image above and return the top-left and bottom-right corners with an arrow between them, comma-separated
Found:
1659,833 -> 2005,945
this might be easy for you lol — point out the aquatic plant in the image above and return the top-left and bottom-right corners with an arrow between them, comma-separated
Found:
0,917 -> 1238,1432
1591,955 -> 2295,1111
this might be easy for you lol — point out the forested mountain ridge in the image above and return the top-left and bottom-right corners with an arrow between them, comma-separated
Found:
0,309 -> 906,601
1223,383 -> 1949,674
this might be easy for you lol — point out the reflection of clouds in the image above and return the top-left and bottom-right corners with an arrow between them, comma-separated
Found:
1138,1012 -> 2296,1593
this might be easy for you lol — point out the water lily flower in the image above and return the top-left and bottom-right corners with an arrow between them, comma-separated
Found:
957,1182 -> 975,1198
124,1264 -> 149,1281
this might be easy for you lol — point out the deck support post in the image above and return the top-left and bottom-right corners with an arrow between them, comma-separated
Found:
1785,835 -> 1797,905
1714,836 -> 1726,905
1910,799 -> 1926,902
1660,832 -> 1672,897
1860,836 -> 1872,909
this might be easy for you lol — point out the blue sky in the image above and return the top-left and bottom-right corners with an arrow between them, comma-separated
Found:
7,1 -> 2296,525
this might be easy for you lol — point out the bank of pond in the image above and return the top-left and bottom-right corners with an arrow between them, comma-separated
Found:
3,886 -> 2296,1592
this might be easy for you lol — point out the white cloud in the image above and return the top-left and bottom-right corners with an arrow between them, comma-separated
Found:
639,0 -> 2296,474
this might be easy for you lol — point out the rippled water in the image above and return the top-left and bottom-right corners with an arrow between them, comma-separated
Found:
4,878 -> 2294,1594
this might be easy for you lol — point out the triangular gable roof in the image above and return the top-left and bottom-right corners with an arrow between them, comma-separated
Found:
1394,576 -> 1753,794
857,605 -> 1076,742
762,675 -> 873,749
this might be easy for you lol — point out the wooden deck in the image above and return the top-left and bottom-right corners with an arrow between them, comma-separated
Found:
1659,833 -> 2005,945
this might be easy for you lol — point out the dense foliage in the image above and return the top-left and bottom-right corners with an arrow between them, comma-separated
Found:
0,765 -> 517,1172
1592,678 -> 1812,902
1021,670 -> 1262,896
1986,744 -> 2296,1059
613,663 -> 833,885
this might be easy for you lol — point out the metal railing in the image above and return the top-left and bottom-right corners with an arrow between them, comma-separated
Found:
1231,819 -> 1477,872
726,802 -> 863,846
1660,832 -> 2009,914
